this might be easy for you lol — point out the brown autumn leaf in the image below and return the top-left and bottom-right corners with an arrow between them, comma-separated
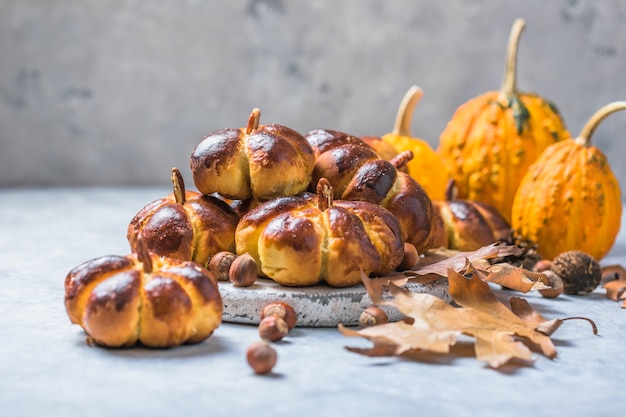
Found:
384,243 -> 549,293
340,261 -> 597,368
602,264 -> 626,307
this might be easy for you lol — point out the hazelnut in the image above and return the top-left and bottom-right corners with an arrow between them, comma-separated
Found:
258,315 -> 289,342
246,341 -> 277,375
550,250 -> 602,295
539,270 -> 565,299
260,302 -> 298,330
207,251 -> 236,281
358,306 -> 389,328
397,242 -> 419,271
229,253 -> 257,287
533,259 -> 553,273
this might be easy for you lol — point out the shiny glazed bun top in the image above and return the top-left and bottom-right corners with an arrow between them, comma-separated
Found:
127,168 -> 239,266
64,237 -> 223,348
305,129 -> 436,254
190,108 -> 315,201
235,178 -> 404,287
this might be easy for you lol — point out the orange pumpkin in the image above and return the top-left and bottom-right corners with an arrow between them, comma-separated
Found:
381,85 -> 449,200
437,19 -> 569,222
511,102 -> 625,261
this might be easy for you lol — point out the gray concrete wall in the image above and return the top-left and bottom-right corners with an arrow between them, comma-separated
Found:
1,0 -> 625,197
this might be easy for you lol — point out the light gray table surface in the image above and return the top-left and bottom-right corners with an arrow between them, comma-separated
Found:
1,187 -> 625,417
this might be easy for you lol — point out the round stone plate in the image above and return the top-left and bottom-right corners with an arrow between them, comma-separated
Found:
219,277 -> 450,327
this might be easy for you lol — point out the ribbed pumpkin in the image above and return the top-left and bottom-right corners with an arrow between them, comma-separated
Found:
381,85 -> 449,200
437,18 -> 569,222
511,102 -> 625,261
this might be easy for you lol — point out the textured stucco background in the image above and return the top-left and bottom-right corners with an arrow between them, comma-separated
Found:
1,0 -> 625,195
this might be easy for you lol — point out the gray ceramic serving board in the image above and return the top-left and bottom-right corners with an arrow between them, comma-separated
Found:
220,277 -> 450,327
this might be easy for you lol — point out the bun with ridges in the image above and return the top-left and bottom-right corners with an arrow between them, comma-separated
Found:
432,180 -> 512,251
305,129 -> 436,254
190,108 -> 315,201
64,236 -> 222,348
235,178 -> 404,287
127,167 -> 239,266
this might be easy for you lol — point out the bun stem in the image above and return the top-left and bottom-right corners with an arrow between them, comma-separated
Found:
171,167 -> 186,205
316,178 -> 334,211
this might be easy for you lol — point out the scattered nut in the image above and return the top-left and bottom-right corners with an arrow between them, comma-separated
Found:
246,341 -> 277,374
550,250 -> 602,295
207,251 -> 237,281
258,315 -> 289,342
260,302 -> 298,330
358,306 -> 389,328
539,270 -> 565,298
229,253 -> 258,287
397,242 -> 419,271
533,259 -> 553,273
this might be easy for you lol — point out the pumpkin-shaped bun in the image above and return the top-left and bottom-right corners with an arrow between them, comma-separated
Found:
305,129 -> 436,254
433,180 -> 512,251
64,237 -> 223,348
512,102 -> 625,261
235,179 -> 404,287
190,108 -> 315,201
437,19 -> 569,222
127,168 -> 239,266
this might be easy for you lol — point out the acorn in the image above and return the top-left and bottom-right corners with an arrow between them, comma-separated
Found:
550,250 -> 602,295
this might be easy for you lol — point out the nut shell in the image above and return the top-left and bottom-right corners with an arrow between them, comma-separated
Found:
229,253 -> 258,287
246,341 -> 277,374
258,315 -> 289,342
550,250 -> 602,295
208,251 -> 236,281
358,307 -> 389,328
261,302 -> 298,330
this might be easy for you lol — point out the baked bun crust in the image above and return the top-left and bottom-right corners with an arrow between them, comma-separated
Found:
64,241 -> 223,348
235,179 -> 404,287
127,168 -> 239,266
305,129 -> 436,253
190,108 -> 314,201
433,180 -> 512,251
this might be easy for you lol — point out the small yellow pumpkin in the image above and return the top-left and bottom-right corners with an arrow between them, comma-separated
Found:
381,85 -> 449,200
511,101 -> 625,261
437,19 -> 570,222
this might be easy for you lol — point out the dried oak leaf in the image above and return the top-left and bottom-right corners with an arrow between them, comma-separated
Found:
602,265 -> 626,307
387,243 -> 549,293
340,261 -> 597,368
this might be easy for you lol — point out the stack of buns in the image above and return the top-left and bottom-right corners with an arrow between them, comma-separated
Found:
64,107 -> 511,347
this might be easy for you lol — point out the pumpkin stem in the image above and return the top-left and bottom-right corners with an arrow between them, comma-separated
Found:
171,167 -> 186,205
136,234 -> 154,273
499,18 -> 525,99
390,150 -> 414,170
576,101 -> 626,146
246,108 -> 261,134
391,85 -> 424,137
317,178 -> 334,211
444,179 -> 457,201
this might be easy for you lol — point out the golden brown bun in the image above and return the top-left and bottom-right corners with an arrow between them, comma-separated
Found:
433,180 -> 512,251
360,135 -> 404,166
127,168 -> 239,266
190,108 -> 315,201
305,129 -> 435,254
64,246 -> 223,348
235,180 -> 404,287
